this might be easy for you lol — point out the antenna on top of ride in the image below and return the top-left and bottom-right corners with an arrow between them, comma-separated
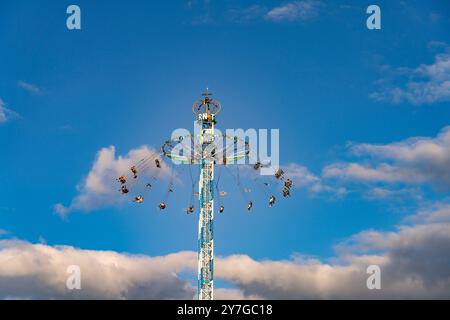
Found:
202,87 -> 211,98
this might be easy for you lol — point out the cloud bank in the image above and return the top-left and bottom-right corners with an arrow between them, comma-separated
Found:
0,240 -> 196,299
323,126 -> 450,191
2,203 -> 450,299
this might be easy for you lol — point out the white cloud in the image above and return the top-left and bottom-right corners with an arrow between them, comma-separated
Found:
284,163 -> 319,186
323,162 -> 427,184
363,187 -> 422,201
273,126 -> 449,200
323,126 -> 450,191
338,224 -> 450,290
216,253 -> 385,299
405,202 -> 450,224
0,98 -> 19,124
265,0 -> 323,22
351,126 -> 450,163
55,145 -> 171,217
17,81 -> 44,95
0,240 -> 196,299
370,51 -> 450,105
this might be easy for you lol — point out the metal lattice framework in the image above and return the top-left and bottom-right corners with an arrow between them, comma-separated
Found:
197,124 -> 215,300
162,89 -> 223,299
195,90 -> 216,299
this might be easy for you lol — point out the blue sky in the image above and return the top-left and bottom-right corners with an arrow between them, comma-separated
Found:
1,1 -> 450,299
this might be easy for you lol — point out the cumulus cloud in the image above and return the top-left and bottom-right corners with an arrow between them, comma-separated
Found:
363,187 -> 422,202
266,126 -> 449,200
284,163 -> 319,186
370,50 -> 450,105
217,205 -> 450,299
337,223 -> 450,293
405,202 -> 450,224
0,98 -> 19,124
265,0 -> 323,22
17,81 -> 44,95
55,145 -> 171,217
323,126 -> 450,191
216,253 -> 384,299
323,162 -> 427,184
1,203 -> 450,299
0,240 -> 196,299
284,163 -> 347,196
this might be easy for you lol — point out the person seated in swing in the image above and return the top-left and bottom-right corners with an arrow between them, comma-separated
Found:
219,205 -> 224,213
131,166 -> 138,179
269,195 -> 276,207
186,205 -> 194,214
155,159 -> 161,168
118,176 -> 126,184
284,179 -> 293,189
121,185 -> 129,194
159,202 -> 166,210
275,169 -> 284,179
247,201 -> 253,211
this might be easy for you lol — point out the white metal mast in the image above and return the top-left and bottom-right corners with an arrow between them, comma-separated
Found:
197,89 -> 217,300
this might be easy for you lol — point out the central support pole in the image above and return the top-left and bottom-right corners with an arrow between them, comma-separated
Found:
197,111 -> 215,300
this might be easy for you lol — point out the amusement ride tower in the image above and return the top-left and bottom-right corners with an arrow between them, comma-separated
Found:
193,89 -> 220,300
117,89 -> 293,300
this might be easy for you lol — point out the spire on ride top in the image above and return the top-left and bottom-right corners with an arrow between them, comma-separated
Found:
193,88 -> 220,122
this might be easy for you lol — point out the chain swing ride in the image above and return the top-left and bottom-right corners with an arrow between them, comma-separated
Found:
115,89 -> 294,300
